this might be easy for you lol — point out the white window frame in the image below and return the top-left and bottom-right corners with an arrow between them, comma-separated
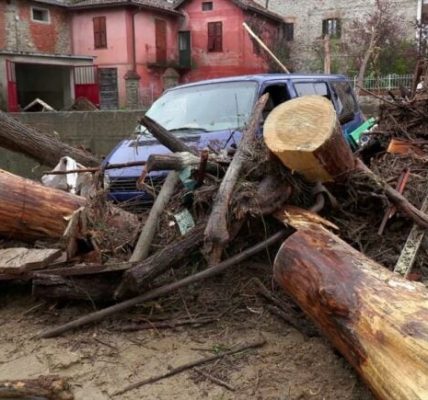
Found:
31,7 -> 51,24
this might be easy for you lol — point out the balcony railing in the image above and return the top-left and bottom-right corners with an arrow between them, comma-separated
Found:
145,46 -> 191,69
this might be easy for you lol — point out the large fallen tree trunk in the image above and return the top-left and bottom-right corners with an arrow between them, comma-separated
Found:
0,111 -> 99,167
274,225 -> 428,400
0,169 -> 85,241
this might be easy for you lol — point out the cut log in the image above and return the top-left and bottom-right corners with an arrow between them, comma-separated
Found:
274,225 -> 428,400
264,95 -> 355,182
0,111 -> 99,167
204,94 -> 269,262
0,375 -> 73,400
116,223 -> 206,298
0,169 -> 85,241
0,248 -> 62,274
139,115 -> 198,155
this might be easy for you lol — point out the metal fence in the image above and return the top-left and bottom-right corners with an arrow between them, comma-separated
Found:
350,74 -> 414,92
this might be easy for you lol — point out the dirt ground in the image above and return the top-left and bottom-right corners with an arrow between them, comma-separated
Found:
0,263 -> 373,400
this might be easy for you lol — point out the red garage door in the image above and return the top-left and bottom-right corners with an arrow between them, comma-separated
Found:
73,65 -> 100,107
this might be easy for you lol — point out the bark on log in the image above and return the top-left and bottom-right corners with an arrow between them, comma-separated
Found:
116,223 -> 206,298
0,111 -> 99,167
264,95 -> 355,182
139,115 -> 198,155
0,169 -> 85,241
33,273 -> 120,302
204,94 -> 269,259
274,225 -> 428,400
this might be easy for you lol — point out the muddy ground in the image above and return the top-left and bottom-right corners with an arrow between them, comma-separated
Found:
0,263 -> 373,400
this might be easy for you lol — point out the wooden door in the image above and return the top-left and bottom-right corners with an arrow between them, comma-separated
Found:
155,19 -> 167,64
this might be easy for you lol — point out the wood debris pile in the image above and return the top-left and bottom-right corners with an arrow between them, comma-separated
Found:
0,82 -> 428,399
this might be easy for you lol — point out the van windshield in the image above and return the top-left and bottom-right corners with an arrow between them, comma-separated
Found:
145,81 -> 259,133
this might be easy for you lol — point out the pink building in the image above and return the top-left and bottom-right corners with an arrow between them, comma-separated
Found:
70,0 -> 182,108
70,0 -> 284,108
176,0 -> 284,82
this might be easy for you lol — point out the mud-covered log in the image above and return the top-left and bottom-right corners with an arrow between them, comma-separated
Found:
274,225 -> 428,400
0,111 -> 99,167
264,95 -> 355,182
116,223 -> 206,297
0,375 -> 73,399
0,169 -> 85,241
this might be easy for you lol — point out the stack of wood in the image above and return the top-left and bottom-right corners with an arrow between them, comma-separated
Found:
1,91 -> 428,400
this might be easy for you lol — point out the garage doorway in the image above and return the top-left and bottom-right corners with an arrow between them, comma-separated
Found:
15,63 -> 72,110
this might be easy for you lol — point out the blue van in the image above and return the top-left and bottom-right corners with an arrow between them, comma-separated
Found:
104,74 -> 364,205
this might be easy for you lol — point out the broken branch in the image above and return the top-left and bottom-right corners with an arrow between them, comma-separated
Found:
37,230 -> 287,338
113,338 -> 266,396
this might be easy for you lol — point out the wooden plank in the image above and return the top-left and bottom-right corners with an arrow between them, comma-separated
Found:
0,248 -> 62,274
394,193 -> 428,278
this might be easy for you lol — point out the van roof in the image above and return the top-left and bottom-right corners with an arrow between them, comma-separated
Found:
169,73 -> 350,91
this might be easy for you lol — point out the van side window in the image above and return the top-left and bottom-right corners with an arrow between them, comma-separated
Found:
261,84 -> 290,120
294,82 -> 331,100
330,81 -> 358,116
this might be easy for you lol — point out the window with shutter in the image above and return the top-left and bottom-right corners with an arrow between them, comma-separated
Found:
207,21 -> 222,52
93,16 -> 107,49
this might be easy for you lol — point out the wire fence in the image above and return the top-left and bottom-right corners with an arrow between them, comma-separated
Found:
349,74 -> 414,92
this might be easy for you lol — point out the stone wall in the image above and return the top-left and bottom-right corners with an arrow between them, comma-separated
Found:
255,0 -> 418,73
0,110 -> 147,179
0,0 -> 71,54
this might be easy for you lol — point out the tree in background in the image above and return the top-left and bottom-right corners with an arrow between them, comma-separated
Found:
348,0 -> 408,94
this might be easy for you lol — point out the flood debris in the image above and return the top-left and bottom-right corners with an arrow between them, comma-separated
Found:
1,71 -> 428,400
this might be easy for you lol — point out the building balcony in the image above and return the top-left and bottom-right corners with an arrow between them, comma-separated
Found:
145,46 -> 191,70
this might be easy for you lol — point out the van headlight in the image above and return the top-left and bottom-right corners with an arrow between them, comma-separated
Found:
103,173 -> 111,190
